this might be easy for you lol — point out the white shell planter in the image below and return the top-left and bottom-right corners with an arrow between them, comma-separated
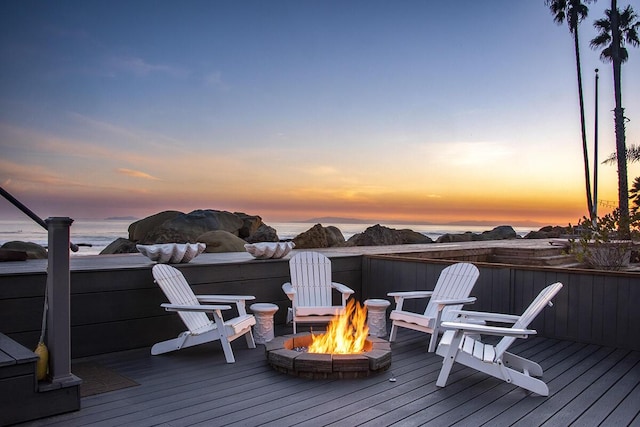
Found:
137,243 -> 206,264
244,242 -> 295,259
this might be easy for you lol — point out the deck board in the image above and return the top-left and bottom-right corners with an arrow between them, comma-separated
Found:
17,328 -> 640,427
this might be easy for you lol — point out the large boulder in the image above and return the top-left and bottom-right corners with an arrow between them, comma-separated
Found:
105,209 -> 280,254
325,226 -> 346,246
436,225 -> 517,243
128,210 -> 181,242
479,225 -> 517,241
293,224 -> 346,249
1,241 -> 47,259
234,212 -> 263,239
197,230 -> 248,253
436,232 -> 474,243
139,209 -> 244,244
245,224 -> 279,243
347,224 -> 432,246
525,225 -> 570,239
100,238 -> 138,255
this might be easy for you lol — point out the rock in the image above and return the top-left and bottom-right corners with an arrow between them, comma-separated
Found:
293,224 -> 330,249
128,210 -> 182,241
246,224 -> 279,243
397,228 -> 433,244
197,230 -> 248,253
100,238 -> 138,254
140,209 -> 244,244
0,248 -> 28,261
234,212 -> 263,239
479,225 -> 517,241
347,224 -> 432,246
325,226 -> 346,246
436,232 -> 474,243
293,224 -> 346,249
525,225 -> 570,239
436,226 -> 517,243
0,241 -> 47,259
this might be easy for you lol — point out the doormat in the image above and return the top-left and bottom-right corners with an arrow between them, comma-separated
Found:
72,361 -> 139,397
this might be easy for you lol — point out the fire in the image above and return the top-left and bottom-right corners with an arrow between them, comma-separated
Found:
308,299 -> 369,354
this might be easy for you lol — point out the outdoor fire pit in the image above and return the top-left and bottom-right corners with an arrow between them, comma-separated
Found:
264,332 -> 392,379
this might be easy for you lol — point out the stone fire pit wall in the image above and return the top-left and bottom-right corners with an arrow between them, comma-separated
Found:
264,332 -> 392,379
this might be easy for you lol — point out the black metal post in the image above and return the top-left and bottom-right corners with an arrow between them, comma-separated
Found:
593,68 -> 599,219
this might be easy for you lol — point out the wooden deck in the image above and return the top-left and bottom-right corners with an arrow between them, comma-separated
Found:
19,328 -> 640,427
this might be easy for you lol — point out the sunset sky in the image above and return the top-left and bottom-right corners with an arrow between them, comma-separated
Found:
1,1 -> 639,226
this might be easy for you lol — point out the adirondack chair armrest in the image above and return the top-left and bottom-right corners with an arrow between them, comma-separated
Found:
196,295 -> 255,303
432,297 -> 476,310
282,282 -> 295,301
440,321 -> 536,338
448,310 -> 520,324
331,282 -> 355,295
161,303 -> 232,313
196,295 -> 255,316
387,290 -> 434,312
387,290 -> 434,299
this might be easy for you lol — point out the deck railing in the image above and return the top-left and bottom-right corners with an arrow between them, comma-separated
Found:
1,251 -> 639,357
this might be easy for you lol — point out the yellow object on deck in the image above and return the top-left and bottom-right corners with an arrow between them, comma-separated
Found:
34,342 -> 48,380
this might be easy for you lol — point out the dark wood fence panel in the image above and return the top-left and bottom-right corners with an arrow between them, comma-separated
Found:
364,255 -> 640,351
0,255 -> 362,358
2,253 -> 638,357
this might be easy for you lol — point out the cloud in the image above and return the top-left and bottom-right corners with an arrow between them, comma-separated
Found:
204,71 -> 230,90
109,56 -> 188,78
117,168 -> 161,181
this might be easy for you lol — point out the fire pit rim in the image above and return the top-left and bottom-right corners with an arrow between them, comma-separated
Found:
265,332 -> 392,379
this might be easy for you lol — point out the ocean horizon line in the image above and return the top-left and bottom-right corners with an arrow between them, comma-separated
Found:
0,218 -> 547,257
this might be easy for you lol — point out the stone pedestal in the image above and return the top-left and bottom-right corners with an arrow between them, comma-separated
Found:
364,299 -> 391,337
250,303 -> 279,344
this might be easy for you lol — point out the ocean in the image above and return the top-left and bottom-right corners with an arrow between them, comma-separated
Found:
0,218 -> 538,257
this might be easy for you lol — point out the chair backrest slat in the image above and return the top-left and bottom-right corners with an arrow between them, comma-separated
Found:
494,282 -> 563,358
152,264 -> 211,333
424,263 -> 480,320
290,252 -> 332,308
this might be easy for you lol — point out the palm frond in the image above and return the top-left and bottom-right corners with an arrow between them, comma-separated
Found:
603,144 -> 640,165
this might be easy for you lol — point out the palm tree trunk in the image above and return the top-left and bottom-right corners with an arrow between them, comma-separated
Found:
611,0 -> 630,237
573,29 -> 594,220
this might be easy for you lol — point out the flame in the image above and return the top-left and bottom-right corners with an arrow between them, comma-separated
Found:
308,299 -> 369,354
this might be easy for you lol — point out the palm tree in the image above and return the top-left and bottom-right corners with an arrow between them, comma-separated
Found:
603,143 -> 640,164
630,177 -> 640,212
604,143 -> 640,213
546,0 -> 595,220
590,1 -> 640,236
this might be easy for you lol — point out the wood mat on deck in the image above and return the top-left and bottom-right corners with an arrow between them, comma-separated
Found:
72,361 -> 138,397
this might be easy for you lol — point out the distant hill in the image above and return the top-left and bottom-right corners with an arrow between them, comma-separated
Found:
299,217 -> 435,225
298,217 -> 547,228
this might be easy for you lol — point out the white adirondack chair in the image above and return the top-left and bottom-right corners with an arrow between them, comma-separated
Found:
282,251 -> 355,334
435,282 -> 563,396
387,262 -> 480,352
151,264 -> 256,363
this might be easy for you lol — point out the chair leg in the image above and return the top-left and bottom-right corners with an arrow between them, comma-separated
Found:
245,330 -> 256,349
428,330 -> 438,353
212,309 -> 236,364
436,331 -> 463,387
388,322 -> 398,342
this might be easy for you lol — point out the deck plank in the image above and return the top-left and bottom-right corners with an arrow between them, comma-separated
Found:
17,330 -> 640,427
